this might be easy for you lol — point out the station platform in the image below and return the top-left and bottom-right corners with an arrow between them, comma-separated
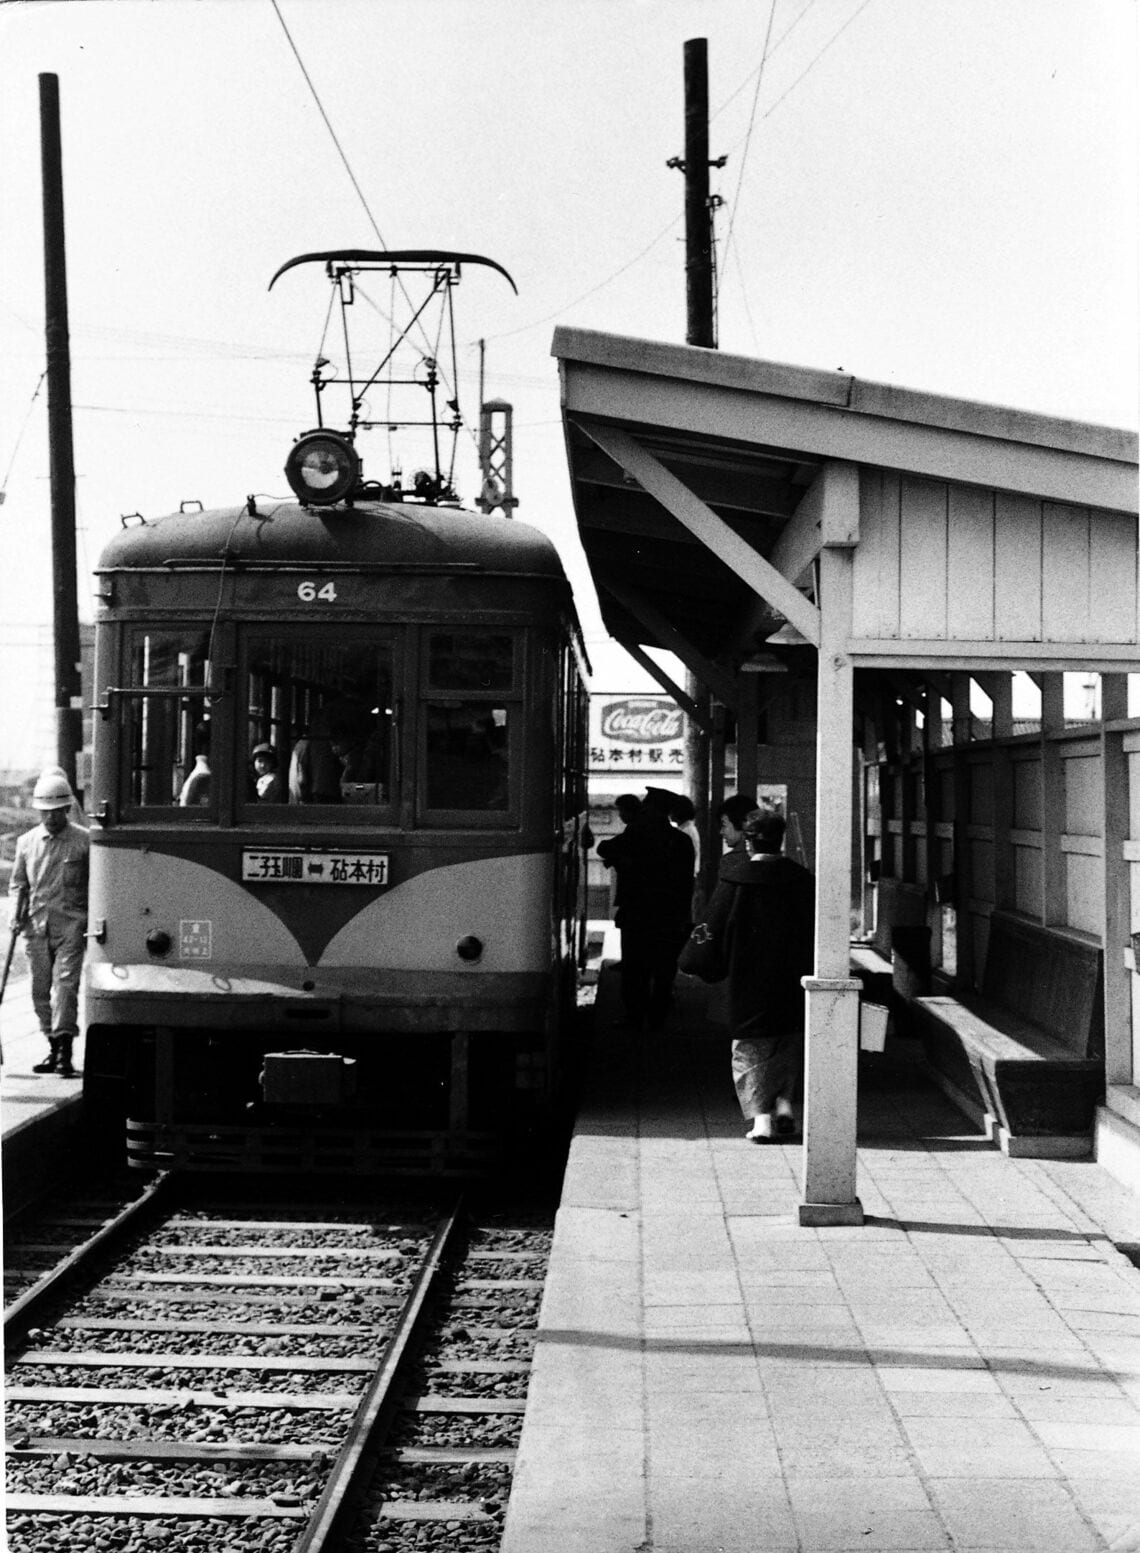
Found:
1,976 -> 85,1219
503,948 -> 1140,1553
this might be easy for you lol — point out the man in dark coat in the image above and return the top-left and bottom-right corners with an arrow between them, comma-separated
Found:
597,786 -> 695,1030
700,806 -> 814,1141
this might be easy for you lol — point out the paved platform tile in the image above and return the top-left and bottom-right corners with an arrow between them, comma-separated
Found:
890,1389 -> 1021,1419
907,1443 -> 1059,1479
877,1365 -> 1003,1393
790,1504 -> 950,1553
778,1444 -> 917,1479
1012,1391 -> 1140,1424
927,1475 -> 1103,1552
741,1266 -> 843,1288
644,1348 -> 766,1392
650,1491 -> 798,1553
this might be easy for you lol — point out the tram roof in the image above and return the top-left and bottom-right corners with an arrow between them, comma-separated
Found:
553,326 -> 1138,665
95,498 -> 569,581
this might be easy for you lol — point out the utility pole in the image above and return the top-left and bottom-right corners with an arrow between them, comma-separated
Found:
39,73 -> 83,796
671,38 -> 723,877
682,36 -> 716,349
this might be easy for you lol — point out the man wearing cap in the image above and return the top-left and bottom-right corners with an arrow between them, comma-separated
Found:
8,768 -> 90,1077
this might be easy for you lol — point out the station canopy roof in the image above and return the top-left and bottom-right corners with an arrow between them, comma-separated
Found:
552,326 -> 1138,673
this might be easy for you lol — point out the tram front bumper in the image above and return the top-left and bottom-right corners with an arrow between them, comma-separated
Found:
84,962 -> 550,1032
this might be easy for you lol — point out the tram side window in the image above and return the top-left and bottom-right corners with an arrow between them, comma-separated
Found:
423,631 -> 516,815
126,631 -> 213,808
244,637 -> 395,806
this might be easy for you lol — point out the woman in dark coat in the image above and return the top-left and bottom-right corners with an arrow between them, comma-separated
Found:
700,807 -> 815,1142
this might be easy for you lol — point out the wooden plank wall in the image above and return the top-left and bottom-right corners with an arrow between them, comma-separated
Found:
854,472 -> 1138,645
862,673 -> 1140,1084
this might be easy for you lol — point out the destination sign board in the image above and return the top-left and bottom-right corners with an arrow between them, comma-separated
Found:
242,849 -> 389,885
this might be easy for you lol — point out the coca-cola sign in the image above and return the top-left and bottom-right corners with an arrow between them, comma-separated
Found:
600,698 -> 684,745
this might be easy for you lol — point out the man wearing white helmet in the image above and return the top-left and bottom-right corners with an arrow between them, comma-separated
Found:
8,768 -> 90,1078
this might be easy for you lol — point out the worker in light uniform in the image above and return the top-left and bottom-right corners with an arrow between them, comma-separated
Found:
8,769 -> 90,1077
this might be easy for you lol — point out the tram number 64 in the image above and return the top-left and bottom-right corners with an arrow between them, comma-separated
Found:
297,580 -> 338,603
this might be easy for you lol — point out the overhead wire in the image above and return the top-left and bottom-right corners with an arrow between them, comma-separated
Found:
269,0 -> 443,379
758,0 -> 876,125
269,0 -> 387,248
719,0 -> 877,344
478,213 -> 684,345
721,1 -> 778,270
709,0 -> 821,120
0,370 -> 46,501
479,1 -> 872,351
270,0 -> 479,485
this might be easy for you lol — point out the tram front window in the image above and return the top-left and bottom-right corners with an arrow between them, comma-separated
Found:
421,631 -> 517,817
244,636 -> 395,807
425,704 -> 511,810
125,630 -> 213,809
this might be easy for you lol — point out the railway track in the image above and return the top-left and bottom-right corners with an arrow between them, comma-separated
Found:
4,1182 -> 551,1552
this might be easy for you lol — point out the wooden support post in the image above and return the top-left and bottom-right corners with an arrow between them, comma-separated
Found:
919,681 -> 938,900
1041,674 -> 1066,927
707,703 -> 727,899
800,472 -> 862,1227
899,699 -> 916,884
860,704 -> 879,937
989,674 -> 1015,914
949,674 -> 975,989
736,671 -> 759,798
1101,674 -> 1131,1085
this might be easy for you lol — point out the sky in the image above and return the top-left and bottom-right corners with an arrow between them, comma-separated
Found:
0,0 -> 1136,773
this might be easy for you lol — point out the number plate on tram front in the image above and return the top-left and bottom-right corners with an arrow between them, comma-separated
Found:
241,849 -> 390,885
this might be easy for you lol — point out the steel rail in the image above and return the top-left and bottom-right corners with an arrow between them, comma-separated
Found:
4,1171 -> 176,1349
292,1194 -> 466,1553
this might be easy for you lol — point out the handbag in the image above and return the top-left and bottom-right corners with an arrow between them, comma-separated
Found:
677,887 -> 740,984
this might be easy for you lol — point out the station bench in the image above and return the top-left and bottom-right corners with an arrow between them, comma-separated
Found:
908,912 -> 1105,1158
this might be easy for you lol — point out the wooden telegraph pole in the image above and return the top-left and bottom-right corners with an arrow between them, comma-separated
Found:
675,39 -> 722,885
39,72 -> 83,797
682,37 -> 716,351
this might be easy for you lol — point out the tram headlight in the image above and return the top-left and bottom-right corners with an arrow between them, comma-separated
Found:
284,430 -> 360,505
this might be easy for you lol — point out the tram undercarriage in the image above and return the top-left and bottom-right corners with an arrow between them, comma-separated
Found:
84,1020 -> 559,1177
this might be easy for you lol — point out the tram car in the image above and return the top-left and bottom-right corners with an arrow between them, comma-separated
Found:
82,474 -> 590,1174
82,246 -> 594,1175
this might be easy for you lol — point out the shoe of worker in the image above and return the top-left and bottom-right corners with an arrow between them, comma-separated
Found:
32,1038 -> 60,1074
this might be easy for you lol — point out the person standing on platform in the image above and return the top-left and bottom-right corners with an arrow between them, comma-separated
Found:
601,795 -> 642,918
716,792 -> 759,854
699,806 -> 814,1142
668,793 -> 702,875
668,792 -> 706,920
702,792 -> 759,1029
597,785 -> 694,1031
8,768 -> 90,1078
